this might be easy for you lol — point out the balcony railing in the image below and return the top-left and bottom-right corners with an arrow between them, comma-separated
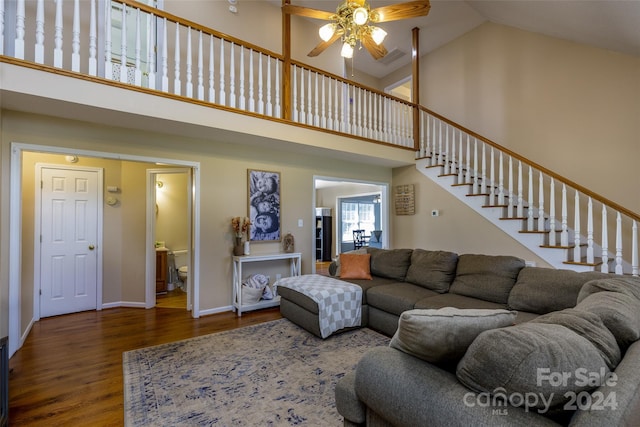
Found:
0,0 -> 414,150
0,0 -> 637,274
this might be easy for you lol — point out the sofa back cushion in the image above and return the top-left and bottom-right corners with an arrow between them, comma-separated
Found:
457,323 -> 610,411
508,267 -> 609,314
404,249 -> 458,293
449,254 -> 525,304
367,248 -> 413,281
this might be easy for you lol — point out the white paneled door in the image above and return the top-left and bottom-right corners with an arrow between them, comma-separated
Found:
39,166 -> 100,317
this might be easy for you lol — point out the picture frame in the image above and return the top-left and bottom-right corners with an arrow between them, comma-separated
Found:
248,169 -> 281,242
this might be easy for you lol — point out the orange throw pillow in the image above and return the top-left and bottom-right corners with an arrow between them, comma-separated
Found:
340,253 -> 372,280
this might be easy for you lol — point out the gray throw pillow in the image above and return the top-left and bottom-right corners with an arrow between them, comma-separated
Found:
531,308 -> 621,370
577,276 -> 640,302
576,291 -> 640,350
404,249 -> 459,293
508,267 -> 609,314
389,308 -> 517,363
457,323 -> 610,410
449,254 -> 525,304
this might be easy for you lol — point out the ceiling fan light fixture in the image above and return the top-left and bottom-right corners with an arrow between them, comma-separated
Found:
341,41 -> 354,58
352,7 -> 369,25
371,26 -> 387,45
319,23 -> 336,42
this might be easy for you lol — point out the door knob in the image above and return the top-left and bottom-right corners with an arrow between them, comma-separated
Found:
88,245 -> 95,250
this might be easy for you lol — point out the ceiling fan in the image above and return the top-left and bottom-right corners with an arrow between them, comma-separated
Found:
282,0 -> 431,60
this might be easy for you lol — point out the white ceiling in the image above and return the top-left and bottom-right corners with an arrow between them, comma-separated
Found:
286,0 -> 640,79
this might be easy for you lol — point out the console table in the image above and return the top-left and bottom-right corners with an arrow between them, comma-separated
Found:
232,252 -> 302,316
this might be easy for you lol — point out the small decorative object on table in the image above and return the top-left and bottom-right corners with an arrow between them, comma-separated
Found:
231,216 -> 251,256
283,233 -> 294,253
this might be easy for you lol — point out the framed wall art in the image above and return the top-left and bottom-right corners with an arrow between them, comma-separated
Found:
248,169 -> 281,242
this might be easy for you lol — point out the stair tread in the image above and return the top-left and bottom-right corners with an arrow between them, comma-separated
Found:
564,258 -> 604,267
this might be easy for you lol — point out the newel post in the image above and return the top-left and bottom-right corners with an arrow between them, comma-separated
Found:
281,0 -> 292,121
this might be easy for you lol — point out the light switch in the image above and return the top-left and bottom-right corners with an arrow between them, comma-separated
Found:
298,219 -> 304,227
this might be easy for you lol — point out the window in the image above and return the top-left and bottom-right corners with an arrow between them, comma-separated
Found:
341,201 -> 375,242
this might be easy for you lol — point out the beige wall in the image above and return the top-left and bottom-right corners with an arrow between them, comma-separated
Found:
156,172 -> 189,253
420,22 -> 640,213
3,110 -> 392,339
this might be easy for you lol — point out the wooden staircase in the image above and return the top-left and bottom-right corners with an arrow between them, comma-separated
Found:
414,112 -> 639,275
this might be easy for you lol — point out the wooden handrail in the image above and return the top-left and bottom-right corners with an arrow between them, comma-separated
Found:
417,105 -> 640,222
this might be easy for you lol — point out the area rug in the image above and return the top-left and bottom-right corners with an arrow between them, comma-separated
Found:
123,319 -> 390,426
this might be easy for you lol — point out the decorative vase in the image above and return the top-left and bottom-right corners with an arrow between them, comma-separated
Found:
233,237 -> 244,256
244,241 -> 251,255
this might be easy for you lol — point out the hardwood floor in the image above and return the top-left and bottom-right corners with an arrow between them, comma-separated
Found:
8,306 -> 282,426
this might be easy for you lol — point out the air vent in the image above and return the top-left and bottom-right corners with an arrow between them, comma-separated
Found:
378,48 -> 406,65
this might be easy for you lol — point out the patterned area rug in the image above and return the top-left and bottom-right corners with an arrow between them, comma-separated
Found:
123,318 -> 390,426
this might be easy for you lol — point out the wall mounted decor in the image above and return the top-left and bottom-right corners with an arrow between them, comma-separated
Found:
248,169 -> 281,242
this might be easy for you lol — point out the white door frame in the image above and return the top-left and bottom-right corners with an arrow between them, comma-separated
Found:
8,142 -> 201,357
33,163 -> 104,320
146,168 -> 193,310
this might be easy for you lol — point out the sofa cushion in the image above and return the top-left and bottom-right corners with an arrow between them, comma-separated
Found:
414,293 -> 507,311
339,253 -> 372,280
508,267 -> 609,314
449,254 -> 525,304
457,323 -> 611,410
366,283 -> 438,316
577,276 -> 640,302
531,308 -> 621,370
576,291 -> 640,350
404,249 -> 459,293
367,248 -> 413,281
389,308 -> 516,363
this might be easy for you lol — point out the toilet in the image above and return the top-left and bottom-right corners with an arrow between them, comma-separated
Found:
177,265 -> 188,289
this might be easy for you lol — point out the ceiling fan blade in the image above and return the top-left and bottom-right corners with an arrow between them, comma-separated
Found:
361,34 -> 388,60
307,30 -> 343,57
282,4 -> 335,21
370,0 -> 431,23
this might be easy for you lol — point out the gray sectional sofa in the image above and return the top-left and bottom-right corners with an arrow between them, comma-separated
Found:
278,247 -> 640,426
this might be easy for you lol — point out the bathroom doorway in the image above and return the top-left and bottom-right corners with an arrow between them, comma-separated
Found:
148,168 -> 192,310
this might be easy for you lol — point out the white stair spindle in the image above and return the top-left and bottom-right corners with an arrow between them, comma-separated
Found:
437,121 -> 443,166
219,39 -> 226,105
488,147 -> 495,205
293,66 -> 299,122
443,125 -> 450,175
516,161 -> 524,218
601,205 -> 609,273
257,52 -> 264,114
527,167 -> 534,231
457,130 -> 464,183
119,3 -> 127,81
586,197 -> 594,264
104,1 -> 113,78
549,178 -> 557,246
508,157 -> 514,217
34,0 -> 44,63
88,0 -> 97,75
314,72 -> 319,126
480,143 -> 487,194
208,35 -> 214,103
229,42 -> 236,108
173,24 -> 181,95
327,78 -> 333,129
537,172 -> 545,231
465,135 -> 471,184
274,59 -> 280,118
161,19 -> 168,91
266,55 -> 272,116
472,139 -> 479,194
451,128 -> 457,175
185,28 -> 193,98
321,76 -> 327,128
249,49 -> 256,112
238,45 -> 245,110
133,8 -> 141,86
197,31 -> 204,100
560,184 -> 569,246
308,70 -> 313,125
14,0 -> 25,59
298,67 -> 305,123
71,0 -> 80,71
615,212 -> 623,274
498,151 -> 505,205
573,191 -> 581,263
54,0 -> 63,68
146,12 -> 156,89
632,221 -> 638,276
